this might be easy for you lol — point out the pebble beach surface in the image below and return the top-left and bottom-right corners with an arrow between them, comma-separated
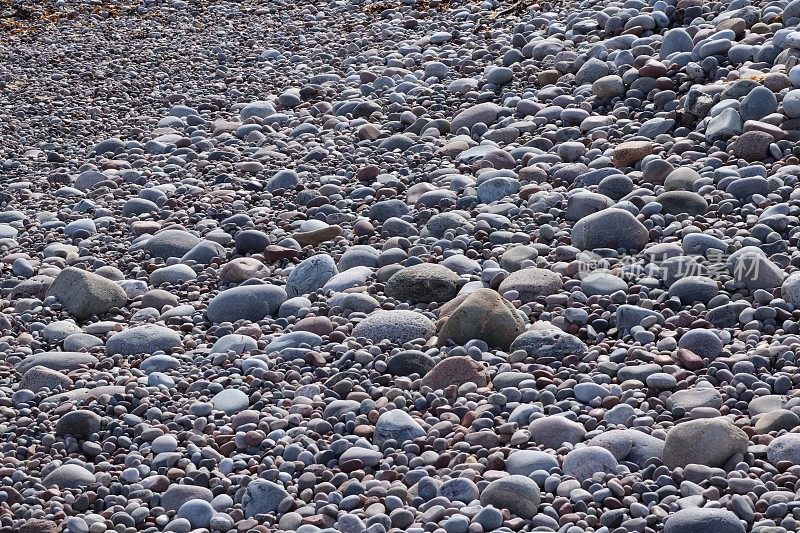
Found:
5,0 -> 800,532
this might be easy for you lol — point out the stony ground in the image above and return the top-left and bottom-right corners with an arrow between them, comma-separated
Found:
4,0 -> 800,532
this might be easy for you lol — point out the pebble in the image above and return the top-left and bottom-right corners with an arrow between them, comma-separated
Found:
0,1 -> 798,531
562,446 -> 619,481
664,508 -> 745,533
663,418 -> 749,469
373,410 -> 425,447
479,475 -> 540,519
242,480 -> 289,518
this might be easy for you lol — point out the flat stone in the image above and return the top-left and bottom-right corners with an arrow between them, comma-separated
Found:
106,325 -> 181,356
352,310 -> 436,344
206,284 -> 287,323
498,268 -> 563,303
385,263 -> 461,304
373,409 -> 425,447
479,475 -> 541,519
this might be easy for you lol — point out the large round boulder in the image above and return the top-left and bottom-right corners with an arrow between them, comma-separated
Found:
479,475 -> 540,519
385,263 -> 460,304
352,310 -> 436,344
436,288 -> 525,350
571,208 -> 648,251
662,418 -> 748,469
498,268 -> 563,303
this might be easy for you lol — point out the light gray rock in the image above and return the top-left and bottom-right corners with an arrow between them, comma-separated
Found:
505,450 -> 559,476
210,334 -> 257,355
451,102 -> 502,131
373,409 -> 425,446
498,268 -> 563,303
211,389 -> 249,414
781,271 -> 800,307
529,415 -> 586,449
16,352 -> 98,374
587,429 -> 664,467
562,446 -> 618,480
46,267 -> 127,321
161,485 -> 214,512
286,254 -> 338,298
19,366 -> 72,393
565,191 -> 614,221
143,230 -> 201,259
511,327 -> 587,359
766,433 -> 800,464
43,464 -> 95,489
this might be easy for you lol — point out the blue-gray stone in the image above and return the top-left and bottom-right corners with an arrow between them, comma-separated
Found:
176,500 -> 215,529
373,409 -> 425,446
211,389 -> 249,414
562,446 -> 618,481
286,254 -> 338,298
107,325 -> 181,356
438,477 -> 479,503
505,450 -> 559,476
739,86 -> 777,122
206,284 -> 287,323
588,429 -> 664,467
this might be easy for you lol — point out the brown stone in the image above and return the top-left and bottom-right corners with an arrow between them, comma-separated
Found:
219,257 -> 270,284
674,347 -> 705,369
264,245 -> 299,261
130,221 -> 161,236
420,355 -> 489,391
717,18 -> 746,39
436,288 -> 525,350
743,120 -> 785,141
19,520 -> 58,533
538,69 -> 561,85
294,316 -> 334,336
638,59 -> 668,78
292,225 -> 343,247
613,141 -> 653,168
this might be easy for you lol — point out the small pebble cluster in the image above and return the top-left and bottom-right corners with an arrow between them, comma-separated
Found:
5,0 -> 800,532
